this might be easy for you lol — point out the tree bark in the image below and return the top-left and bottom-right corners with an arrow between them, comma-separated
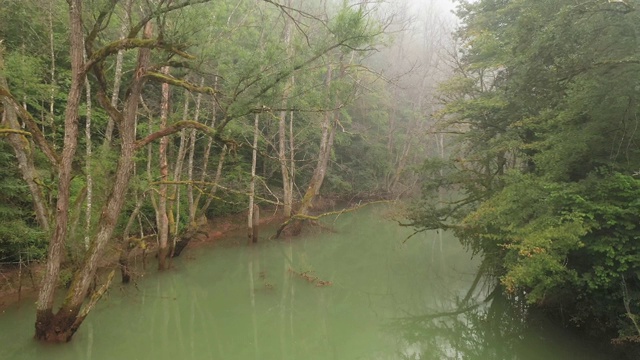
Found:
47,0 -> 56,144
276,63 -> 338,238
84,51 -> 93,249
199,145 -> 227,215
35,0 -> 85,341
157,66 -> 171,270
167,89 -> 191,257
296,63 -> 337,218
106,0 -> 133,145
187,79 -> 204,223
279,0 -> 294,218
194,78 -> 219,216
34,14 -> 152,342
248,113 -> 260,243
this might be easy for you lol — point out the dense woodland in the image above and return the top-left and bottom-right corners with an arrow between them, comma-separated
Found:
409,0 -> 640,351
0,0 -> 448,342
8,0 -> 640,354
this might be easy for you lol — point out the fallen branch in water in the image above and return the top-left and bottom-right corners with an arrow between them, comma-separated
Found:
288,268 -> 332,287
272,199 -> 393,239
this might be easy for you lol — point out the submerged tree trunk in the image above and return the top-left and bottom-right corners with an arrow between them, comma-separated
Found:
248,113 -> 260,243
276,63 -> 337,237
297,112 -> 336,218
34,14 -> 151,342
279,106 -> 293,217
166,89 -> 191,258
171,84 -> 214,256
297,64 -> 337,215
157,66 -> 171,270
279,0 -> 294,218
35,0 -> 86,342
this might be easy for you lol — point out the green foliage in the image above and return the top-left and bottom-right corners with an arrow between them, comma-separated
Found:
0,144 -> 46,263
413,0 -> 640,339
0,0 -> 395,275
330,6 -> 368,51
3,52 -> 50,101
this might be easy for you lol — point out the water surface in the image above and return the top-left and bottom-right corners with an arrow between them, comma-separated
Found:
0,206 -> 614,359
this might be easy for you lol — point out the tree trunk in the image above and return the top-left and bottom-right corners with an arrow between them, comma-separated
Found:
34,15 -> 152,342
84,52 -> 93,249
390,122 -> 414,192
105,0 -> 133,145
35,0 -> 86,341
248,113 -> 260,243
157,66 -> 171,270
289,108 -> 295,210
118,189 -> 145,284
199,145 -> 227,215
275,58 -> 347,238
187,78 -> 204,223
194,78 -> 220,216
296,63 -> 337,218
166,89 -> 191,258
279,0 -> 294,218
47,0 -> 56,144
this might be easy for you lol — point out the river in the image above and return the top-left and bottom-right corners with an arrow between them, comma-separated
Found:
0,205 -> 616,359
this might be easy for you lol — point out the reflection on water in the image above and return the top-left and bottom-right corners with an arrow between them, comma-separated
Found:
395,285 -> 617,360
0,206 -> 616,359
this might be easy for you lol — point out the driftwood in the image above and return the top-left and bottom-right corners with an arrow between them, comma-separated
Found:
288,268 -> 332,287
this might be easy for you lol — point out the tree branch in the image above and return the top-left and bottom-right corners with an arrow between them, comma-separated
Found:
145,71 -> 218,96
85,0 -> 119,54
135,120 -> 216,150
0,128 -> 33,137
273,200 -> 392,239
86,38 -> 194,71
128,0 -> 212,38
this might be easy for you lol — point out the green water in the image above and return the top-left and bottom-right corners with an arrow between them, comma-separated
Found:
0,206 -> 614,359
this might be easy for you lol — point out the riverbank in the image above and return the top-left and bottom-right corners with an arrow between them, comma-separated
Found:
0,206 -> 289,312
0,196 -> 357,312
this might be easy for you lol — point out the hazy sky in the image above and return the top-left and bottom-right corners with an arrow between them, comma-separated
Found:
411,0 -> 458,19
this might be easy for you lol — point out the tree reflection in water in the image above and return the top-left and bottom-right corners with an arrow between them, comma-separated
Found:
391,272 -> 615,360
394,280 -> 529,360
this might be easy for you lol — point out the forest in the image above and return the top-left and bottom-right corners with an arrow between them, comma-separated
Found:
408,0 -> 640,352
0,0 -> 448,344
3,0 -> 640,357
